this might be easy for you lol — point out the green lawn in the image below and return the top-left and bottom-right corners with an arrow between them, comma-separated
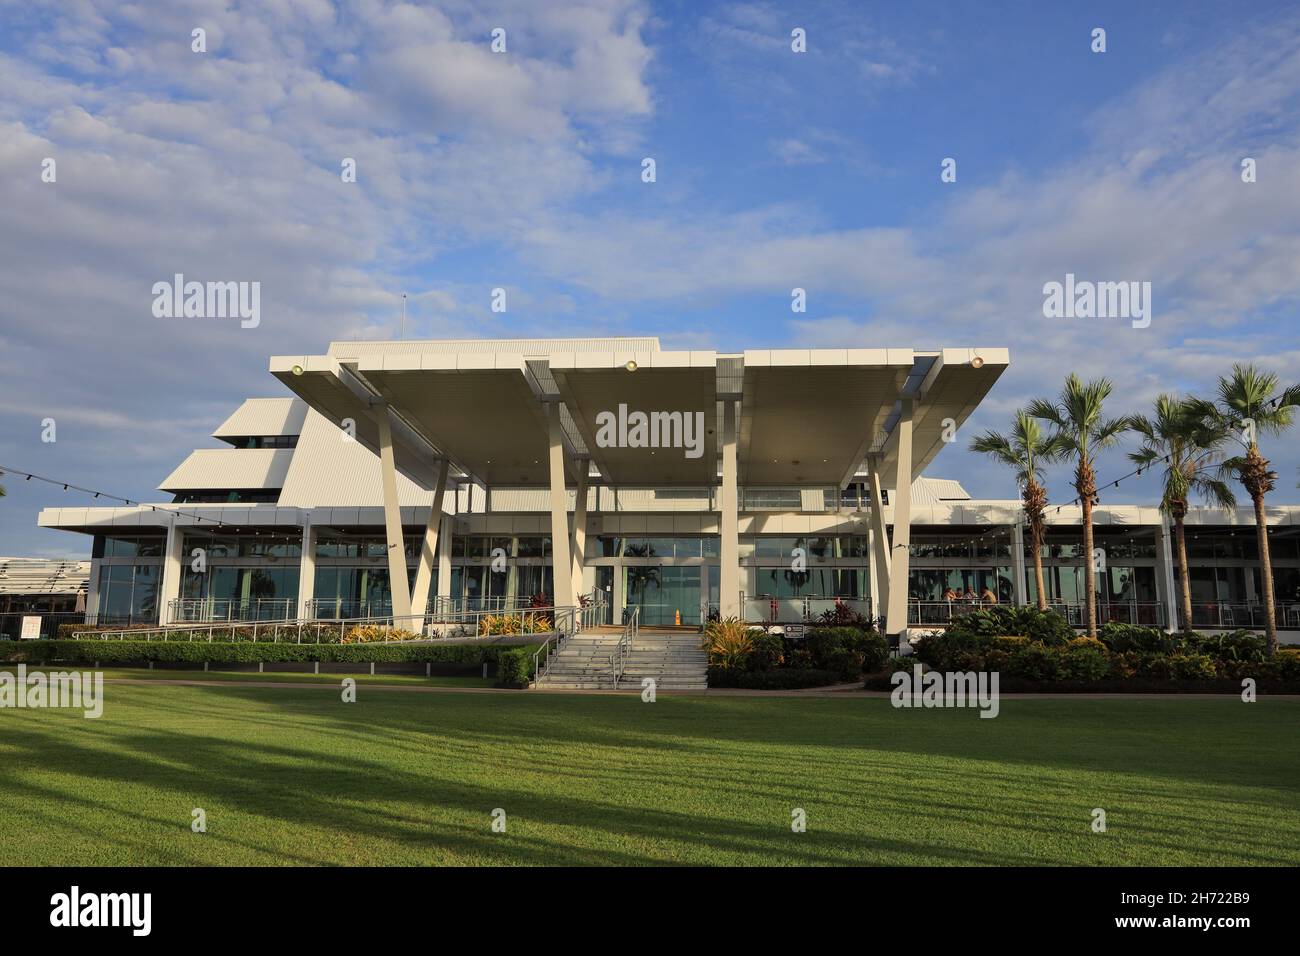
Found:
1,682 -> 1297,865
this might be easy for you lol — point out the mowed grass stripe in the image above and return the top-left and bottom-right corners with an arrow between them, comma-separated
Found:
0,685 -> 1296,865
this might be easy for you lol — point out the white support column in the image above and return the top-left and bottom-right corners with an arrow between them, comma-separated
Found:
866,456 -> 892,618
159,518 -> 184,625
437,514 -> 453,603
376,410 -> 413,619
86,556 -> 102,622
613,563 -> 626,625
884,400 -> 915,640
297,519 -> 316,619
571,464 -> 590,601
546,403 -> 574,608
411,459 -> 449,617
866,526 -> 880,617
720,400 -> 740,618
1156,514 -> 1179,633
1011,521 -> 1028,606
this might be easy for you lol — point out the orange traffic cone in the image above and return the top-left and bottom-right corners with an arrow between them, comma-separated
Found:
675,608 -> 681,626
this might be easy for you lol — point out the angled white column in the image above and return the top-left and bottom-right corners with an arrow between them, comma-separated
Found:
1011,521 -> 1028,605
160,517 -> 184,625
570,463 -> 590,601
376,409 -> 413,619
1156,514 -> 1178,633
437,514 -> 453,604
297,519 -> 316,619
720,400 -> 740,618
866,526 -> 880,617
866,456 -> 891,618
883,400 -> 914,640
411,459 -> 449,617
546,403 -> 574,608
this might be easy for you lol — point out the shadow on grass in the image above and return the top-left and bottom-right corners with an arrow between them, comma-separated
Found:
1,684 -> 1296,865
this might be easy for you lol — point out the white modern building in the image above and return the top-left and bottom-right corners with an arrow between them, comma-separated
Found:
35,337 -> 1300,638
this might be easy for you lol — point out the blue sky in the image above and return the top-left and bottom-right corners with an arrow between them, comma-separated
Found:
2,0 -> 1299,556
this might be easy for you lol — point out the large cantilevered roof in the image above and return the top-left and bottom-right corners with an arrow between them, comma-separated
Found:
269,338 -> 1008,489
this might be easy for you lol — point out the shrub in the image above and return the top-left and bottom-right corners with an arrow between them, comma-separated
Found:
1007,644 -> 1064,681
704,617 -> 753,669
1276,649 -> 1300,680
945,606 -> 1072,645
1186,629 -> 1267,662
1098,622 -> 1178,655
341,625 -> 419,644
1168,653 -> 1218,681
495,646 -> 537,687
1062,640 -> 1110,681
1137,653 -> 1174,680
746,631 -> 785,671
805,626 -> 887,679
707,667 -> 841,689
1107,650 -> 1139,680
911,631 -> 991,671
0,639 -> 529,668
814,603 -> 872,630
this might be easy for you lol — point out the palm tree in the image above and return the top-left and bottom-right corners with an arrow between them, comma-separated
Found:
1208,364 -> 1300,653
969,410 -> 1062,610
1127,395 -> 1235,632
1028,375 -> 1129,638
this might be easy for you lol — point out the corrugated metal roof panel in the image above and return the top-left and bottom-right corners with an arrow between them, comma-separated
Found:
158,449 -> 294,492
212,398 -> 308,439
276,409 -> 441,509
0,558 -> 91,594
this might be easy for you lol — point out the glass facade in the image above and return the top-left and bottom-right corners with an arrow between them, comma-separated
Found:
96,564 -> 159,622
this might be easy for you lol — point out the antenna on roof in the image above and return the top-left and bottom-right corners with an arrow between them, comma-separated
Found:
400,293 -> 407,340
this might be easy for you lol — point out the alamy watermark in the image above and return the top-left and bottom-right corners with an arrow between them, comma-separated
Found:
890,664 -> 1000,718
1042,273 -> 1151,328
0,665 -> 103,718
594,404 -> 705,459
152,273 -> 260,328
50,886 -> 150,936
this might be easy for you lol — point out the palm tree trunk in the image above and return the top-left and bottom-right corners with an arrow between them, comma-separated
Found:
1253,493 -> 1278,654
1031,527 -> 1047,611
1082,497 -> 1097,638
1173,515 -> 1193,633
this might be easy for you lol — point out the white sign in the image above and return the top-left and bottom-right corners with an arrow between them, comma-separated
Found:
20,616 -> 41,640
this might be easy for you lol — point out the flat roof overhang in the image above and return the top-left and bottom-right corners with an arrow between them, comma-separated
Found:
269,342 -> 1008,492
873,348 -> 1010,486
739,349 -> 914,486
550,349 -> 719,487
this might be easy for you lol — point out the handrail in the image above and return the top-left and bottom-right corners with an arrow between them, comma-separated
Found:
610,605 -> 639,689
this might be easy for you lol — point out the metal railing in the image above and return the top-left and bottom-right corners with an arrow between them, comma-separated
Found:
1184,602 -> 1300,630
168,598 -> 295,622
901,600 -> 1168,629
610,605 -> 640,689
740,596 -> 873,625
73,596 -> 606,646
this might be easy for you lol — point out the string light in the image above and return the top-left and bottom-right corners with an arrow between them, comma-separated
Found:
0,463 -> 235,530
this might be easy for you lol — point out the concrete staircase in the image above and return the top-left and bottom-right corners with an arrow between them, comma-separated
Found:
617,632 -> 709,691
534,627 -> 709,691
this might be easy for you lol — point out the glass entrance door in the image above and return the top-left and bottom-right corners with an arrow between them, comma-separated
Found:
624,566 -> 701,626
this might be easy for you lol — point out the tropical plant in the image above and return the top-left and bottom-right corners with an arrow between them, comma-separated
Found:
703,616 -> 753,669
1127,394 -> 1235,632
1027,375 -> 1130,638
1206,364 -> 1300,653
969,409 -> 1063,609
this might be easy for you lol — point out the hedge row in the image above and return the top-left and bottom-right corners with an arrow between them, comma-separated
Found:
1,640 -> 539,667
910,631 -> 1300,684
